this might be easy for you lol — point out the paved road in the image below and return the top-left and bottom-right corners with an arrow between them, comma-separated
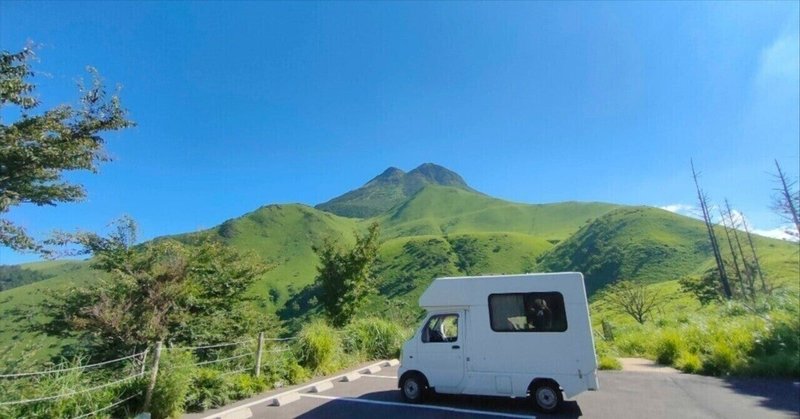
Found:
190,363 -> 800,419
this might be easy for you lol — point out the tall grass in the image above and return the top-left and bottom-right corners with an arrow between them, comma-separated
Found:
2,319 -> 410,418
151,349 -> 195,419
0,358 -> 144,419
599,289 -> 800,377
343,317 -> 407,360
294,320 -> 344,375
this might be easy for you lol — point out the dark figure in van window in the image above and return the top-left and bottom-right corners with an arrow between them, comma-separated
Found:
530,298 -> 552,330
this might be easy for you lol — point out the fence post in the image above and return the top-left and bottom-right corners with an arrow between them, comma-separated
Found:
143,341 -> 163,412
254,332 -> 265,377
139,348 -> 149,376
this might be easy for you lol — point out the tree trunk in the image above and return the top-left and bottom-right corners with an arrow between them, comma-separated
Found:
692,160 -> 732,299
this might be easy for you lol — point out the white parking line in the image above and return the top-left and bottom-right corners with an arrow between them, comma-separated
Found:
200,360 -> 392,419
360,374 -> 398,379
300,394 -> 536,419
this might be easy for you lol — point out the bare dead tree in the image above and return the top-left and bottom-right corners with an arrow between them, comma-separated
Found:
723,199 -> 757,300
691,160 -> 732,299
741,213 -> 769,293
772,160 -> 800,240
603,280 -> 664,324
718,206 -> 748,300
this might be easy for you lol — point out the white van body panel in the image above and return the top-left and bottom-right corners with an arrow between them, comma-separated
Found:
399,272 -> 599,400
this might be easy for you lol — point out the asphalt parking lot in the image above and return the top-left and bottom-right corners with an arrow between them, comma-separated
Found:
189,361 -> 800,419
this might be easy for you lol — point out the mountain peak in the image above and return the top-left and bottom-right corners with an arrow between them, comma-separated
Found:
407,163 -> 468,188
316,163 -> 475,218
366,167 -> 406,186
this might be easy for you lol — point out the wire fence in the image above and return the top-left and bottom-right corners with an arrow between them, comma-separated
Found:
0,332 -> 296,417
0,351 -> 148,379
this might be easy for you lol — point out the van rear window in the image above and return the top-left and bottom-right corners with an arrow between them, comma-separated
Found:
488,292 -> 567,332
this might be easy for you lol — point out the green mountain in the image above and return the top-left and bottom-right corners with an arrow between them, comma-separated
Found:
315,163 -> 477,218
537,206 -> 799,295
2,164 -> 798,364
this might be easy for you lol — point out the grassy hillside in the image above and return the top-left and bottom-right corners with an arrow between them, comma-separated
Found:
0,261 -> 100,364
172,204 -> 361,312
537,206 -> 799,295
1,173 -> 797,368
379,185 -> 618,239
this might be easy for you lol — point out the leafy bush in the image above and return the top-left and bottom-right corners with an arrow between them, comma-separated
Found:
184,368 -> 226,412
151,349 -> 195,419
226,373 -> 268,399
613,328 -> 651,356
703,342 -> 737,375
655,330 -> 682,365
260,349 -> 308,387
343,317 -> 406,359
598,355 -> 622,370
676,351 -> 702,373
294,320 -> 343,375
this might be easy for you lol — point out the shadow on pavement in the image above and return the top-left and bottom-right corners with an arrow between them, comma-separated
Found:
723,376 -> 800,415
295,389 -> 583,419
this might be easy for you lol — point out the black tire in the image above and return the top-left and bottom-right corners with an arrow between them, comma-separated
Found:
532,382 -> 563,413
400,373 -> 425,404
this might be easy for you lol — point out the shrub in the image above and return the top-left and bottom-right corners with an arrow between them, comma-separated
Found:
703,342 -> 737,376
598,355 -> 622,370
260,349 -> 309,386
226,373 -> 268,400
655,330 -> 682,365
294,320 -> 343,375
343,317 -> 406,360
184,368 -> 227,412
746,353 -> 800,377
676,352 -> 702,373
151,349 -> 195,419
614,329 -> 650,356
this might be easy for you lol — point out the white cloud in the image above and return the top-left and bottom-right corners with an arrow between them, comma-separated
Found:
659,204 -> 799,242
757,34 -> 800,84
659,204 -> 701,219
752,226 -> 799,242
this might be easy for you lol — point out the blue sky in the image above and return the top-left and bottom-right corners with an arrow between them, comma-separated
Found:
1,2 -> 798,264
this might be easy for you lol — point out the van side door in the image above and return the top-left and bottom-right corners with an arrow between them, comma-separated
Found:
417,311 -> 465,393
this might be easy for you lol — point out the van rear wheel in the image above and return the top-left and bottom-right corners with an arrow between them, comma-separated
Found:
400,373 -> 425,404
532,382 -> 563,413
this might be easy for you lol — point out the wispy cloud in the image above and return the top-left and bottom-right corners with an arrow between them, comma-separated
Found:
757,33 -> 800,84
659,204 -> 699,218
659,204 -> 799,242
752,226 -> 799,242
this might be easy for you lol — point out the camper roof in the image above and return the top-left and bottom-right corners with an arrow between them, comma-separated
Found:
418,272 -> 584,308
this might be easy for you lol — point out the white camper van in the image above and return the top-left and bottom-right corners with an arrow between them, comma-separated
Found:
397,272 -> 599,413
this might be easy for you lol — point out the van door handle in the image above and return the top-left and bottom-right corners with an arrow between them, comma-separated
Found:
452,345 -> 460,349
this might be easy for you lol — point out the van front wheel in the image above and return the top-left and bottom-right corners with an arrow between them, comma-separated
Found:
532,382 -> 563,413
400,373 -> 425,404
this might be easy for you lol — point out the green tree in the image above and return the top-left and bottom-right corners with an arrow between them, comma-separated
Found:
43,218 -> 271,358
679,270 -> 722,305
0,47 -> 133,250
313,222 -> 380,327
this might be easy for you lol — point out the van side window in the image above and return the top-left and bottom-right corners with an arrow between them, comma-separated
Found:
488,292 -> 567,332
421,314 -> 459,343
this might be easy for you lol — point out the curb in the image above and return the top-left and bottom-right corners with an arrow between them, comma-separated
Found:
201,359 -> 399,419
